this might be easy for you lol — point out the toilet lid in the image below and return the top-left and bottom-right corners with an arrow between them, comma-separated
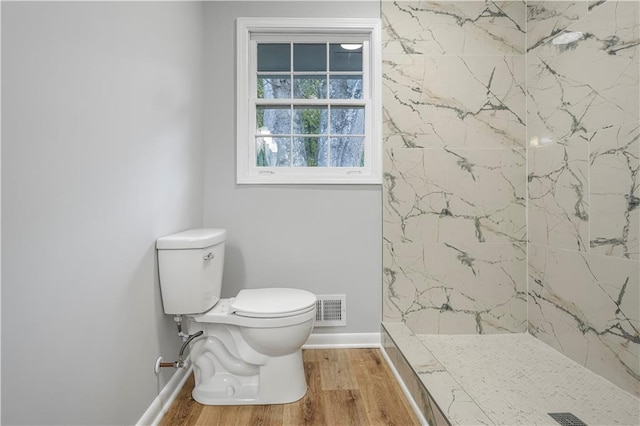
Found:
230,288 -> 316,318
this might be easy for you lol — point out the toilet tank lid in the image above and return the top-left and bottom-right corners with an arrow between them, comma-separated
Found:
156,228 -> 227,250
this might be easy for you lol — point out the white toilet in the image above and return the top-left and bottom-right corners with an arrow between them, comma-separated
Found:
156,228 -> 316,405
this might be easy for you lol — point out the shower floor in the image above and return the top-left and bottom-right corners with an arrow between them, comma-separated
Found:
382,323 -> 640,425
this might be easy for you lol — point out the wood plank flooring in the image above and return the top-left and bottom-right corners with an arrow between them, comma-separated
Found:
160,348 -> 420,426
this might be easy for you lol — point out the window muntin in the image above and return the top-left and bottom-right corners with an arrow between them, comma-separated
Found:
237,18 -> 381,184
254,42 -> 366,169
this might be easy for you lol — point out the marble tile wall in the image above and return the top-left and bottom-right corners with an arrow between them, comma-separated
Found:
526,0 -> 639,397
382,1 -> 528,334
382,0 -> 639,397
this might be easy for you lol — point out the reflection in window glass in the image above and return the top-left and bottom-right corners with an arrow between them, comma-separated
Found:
258,75 -> 291,99
293,44 -> 326,72
329,75 -> 362,99
293,106 -> 327,135
257,44 -> 290,72
329,44 -> 362,71
257,106 -> 291,134
250,35 -> 372,176
256,135 -> 291,167
293,136 -> 327,167
293,75 -> 327,99
330,137 -> 364,167
330,107 -> 364,134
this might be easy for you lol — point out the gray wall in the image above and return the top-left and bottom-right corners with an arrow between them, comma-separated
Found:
1,2 -> 204,424
202,1 -> 382,334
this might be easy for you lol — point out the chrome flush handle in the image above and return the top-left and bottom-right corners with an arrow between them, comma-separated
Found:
203,252 -> 214,261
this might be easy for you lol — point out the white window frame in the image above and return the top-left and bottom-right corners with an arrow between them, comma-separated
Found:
236,17 -> 382,185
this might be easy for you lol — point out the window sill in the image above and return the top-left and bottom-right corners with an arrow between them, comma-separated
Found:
237,171 -> 382,185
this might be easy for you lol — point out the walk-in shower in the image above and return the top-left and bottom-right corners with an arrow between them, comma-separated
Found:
381,1 -> 639,424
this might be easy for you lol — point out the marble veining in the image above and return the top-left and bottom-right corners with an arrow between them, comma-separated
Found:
526,0 -> 612,53
382,0 -> 640,408
384,241 -> 527,334
383,55 -> 526,150
528,133 -> 589,251
589,123 -> 639,260
382,1 -> 526,55
384,147 -> 526,244
527,1 -> 639,142
526,2 -> 588,52
382,0 -> 528,337
418,332 -> 640,425
382,323 -> 492,425
528,243 -> 639,397
383,323 -> 640,426
529,123 -> 639,257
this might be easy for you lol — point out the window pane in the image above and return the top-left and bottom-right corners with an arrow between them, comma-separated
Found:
330,107 -> 364,134
329,75 -> 363,99
329,44 -> 362,71
293,44 -> 326,72
293,137 -> 327,167
293,106 -> 327,135
330,137 -> 364,167
256,136 -> 291,167
257,44 -> 290,72
258,75 -> 291,99
294,75 -> 327,99
257,106 -> 291,134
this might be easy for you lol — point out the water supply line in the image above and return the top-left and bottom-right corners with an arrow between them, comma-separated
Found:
174,315 -> 189,341
158,328 -> 204,370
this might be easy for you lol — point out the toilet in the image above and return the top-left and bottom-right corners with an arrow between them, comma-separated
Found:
156,228 -> 316,405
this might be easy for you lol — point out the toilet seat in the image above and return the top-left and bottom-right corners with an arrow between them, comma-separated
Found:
192,292 -> 316,328
230,288 -> 316,318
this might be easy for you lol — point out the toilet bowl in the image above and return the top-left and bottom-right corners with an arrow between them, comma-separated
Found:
156,229 -> 317,405
188,290 -> 315,404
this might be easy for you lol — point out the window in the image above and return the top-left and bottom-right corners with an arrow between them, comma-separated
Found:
236,18 -> 382,184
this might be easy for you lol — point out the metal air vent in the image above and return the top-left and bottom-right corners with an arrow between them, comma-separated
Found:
314,295 -> 346,327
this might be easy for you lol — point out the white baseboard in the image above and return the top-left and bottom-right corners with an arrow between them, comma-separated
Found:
303,332 -> 381,348
136,361 -> 192,426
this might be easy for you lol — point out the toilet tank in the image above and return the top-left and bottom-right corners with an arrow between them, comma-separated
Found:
156,228 -> 226,315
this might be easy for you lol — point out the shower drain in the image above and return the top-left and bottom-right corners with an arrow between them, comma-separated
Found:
548,412 -> 587,426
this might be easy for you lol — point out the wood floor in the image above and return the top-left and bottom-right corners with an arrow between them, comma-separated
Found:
160,348 -> 421,426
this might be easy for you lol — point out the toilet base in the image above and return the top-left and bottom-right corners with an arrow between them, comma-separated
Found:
192,349 -> 308,405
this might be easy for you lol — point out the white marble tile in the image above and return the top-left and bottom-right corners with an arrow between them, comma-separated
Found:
381,2 -> 639,423
527,1 -> 640,142
527,2 -> 588,52
382,54 -> 428,149
589,123 -> 640,260
418,333 -> 640,425
383,241 -> 422,323
383,55 -> 526,150
528,134 -> 589,251
384,147 -> 526,243
382,1 -> 526,55
417,370 -> 493,425
384,241 -> 527,334
528,244 -> 640,397
382,323 -> 492,425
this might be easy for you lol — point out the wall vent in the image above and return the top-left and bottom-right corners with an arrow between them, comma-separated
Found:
314,295 -> 346,327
